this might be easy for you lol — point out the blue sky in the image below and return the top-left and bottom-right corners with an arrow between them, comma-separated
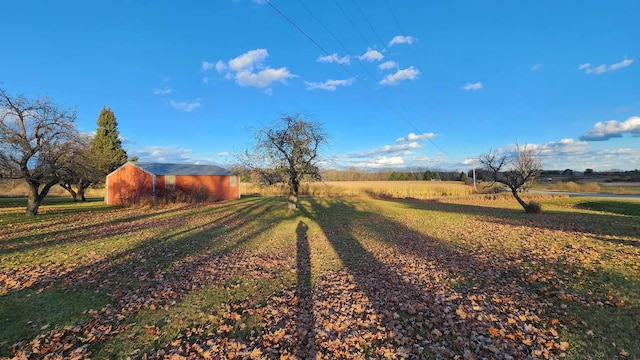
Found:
2,0 -> 639,171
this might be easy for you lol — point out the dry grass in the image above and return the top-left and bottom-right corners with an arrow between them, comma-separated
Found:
548,181 -> 601,193
0,180 -> 105,198
1,196 -> 638,358
242,180 -> 475,199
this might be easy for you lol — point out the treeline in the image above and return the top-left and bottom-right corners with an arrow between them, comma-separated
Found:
320,169 -> 469,182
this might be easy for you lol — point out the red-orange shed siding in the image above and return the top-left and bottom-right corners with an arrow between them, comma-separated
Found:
105,162 -> 239,205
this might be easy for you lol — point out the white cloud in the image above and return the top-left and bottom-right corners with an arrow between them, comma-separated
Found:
217,152 -> 231,157
357,48 -> 384,62
396,132 -> 435,142
228,49 -> 269,71
304,79 -> 354,91
579,58 -> 634,74
580,116 -> 640,141
532,138 -> 589,155
462,158 -> 476,165
152,87 -> 172,95
201,61 -> 214,71
462,82 -> 483,91
530,63 -> 542,71
317,53 -> 351,65
215,60 -> 227,73
388,35 -> 416,47
170,99 -> 201,112
235,68 -> 296,88
131,146 -> 199,164
216,49 -> 297,90
349,142 -> 422,158
379,66 -> 419,86
351,156 -> 405,168
202,77 -> 209,84
378,61 -> 397,71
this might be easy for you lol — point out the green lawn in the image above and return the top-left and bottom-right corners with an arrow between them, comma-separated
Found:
1,196 -> 638,359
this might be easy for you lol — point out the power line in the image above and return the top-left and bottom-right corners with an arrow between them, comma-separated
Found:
350,0 -> 387,47
265,0 -> 452,159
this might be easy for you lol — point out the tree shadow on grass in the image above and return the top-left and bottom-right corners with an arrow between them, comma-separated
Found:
1,197 -> 296,357
0,199 -> 260,256
388,197 -> 640,240
300,197 -> 589,358
294,220 -> 317,358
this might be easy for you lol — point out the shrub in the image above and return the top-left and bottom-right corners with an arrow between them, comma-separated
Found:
527,201 -> 542,213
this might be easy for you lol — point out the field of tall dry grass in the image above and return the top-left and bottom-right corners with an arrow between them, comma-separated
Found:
242,181 -> 476,199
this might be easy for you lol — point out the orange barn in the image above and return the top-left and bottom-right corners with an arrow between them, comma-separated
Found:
105,162 -> 240,205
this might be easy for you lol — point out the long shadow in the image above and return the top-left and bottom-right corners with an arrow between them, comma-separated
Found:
1,199 -> 259,256
295,221 -> 317,358
386,197 -> 640,240
302,197 -> 578,358
2,197 -> 296,356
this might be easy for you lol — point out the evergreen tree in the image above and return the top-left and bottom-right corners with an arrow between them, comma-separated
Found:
89,107 -> 127,177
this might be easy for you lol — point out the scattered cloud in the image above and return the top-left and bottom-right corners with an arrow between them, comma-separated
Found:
202,77 -> 209,84
228,49 -> 269,71
357,48 -> 384,62
216,49 -> 297,89
578,58 -> 634,74
396,132 -> 435,142
304,79 -> 354,91
530,63 -> 542,71
215,60 -> 227,73
235,68 -> 296,88
379,66 -> 419,86
349,142 -> 422,158
152,87 -> 172,95
201,61 -> 214,71
378,61 -> 397,71
532,138 -> 589,155
579,116 -> 640,141
462,82 -> 483,91
317,53 -> 351,65
365,156 -> 404,167
216,151 -> 231,157
131,146 -> 200,164
170,99 -> 201,112
388,35 -> 417,47
462,158 -> 476,165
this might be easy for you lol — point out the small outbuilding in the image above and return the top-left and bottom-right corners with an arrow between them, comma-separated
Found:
105,162 -> 240,205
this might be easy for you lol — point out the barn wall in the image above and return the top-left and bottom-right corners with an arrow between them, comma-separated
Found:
105,164 -> 154,205
173,175 -> 239,200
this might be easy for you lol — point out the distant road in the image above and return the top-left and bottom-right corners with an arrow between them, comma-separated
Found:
531,190 -> 640,200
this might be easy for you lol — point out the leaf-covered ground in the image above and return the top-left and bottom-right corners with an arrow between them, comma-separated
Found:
1,196 -> 638,359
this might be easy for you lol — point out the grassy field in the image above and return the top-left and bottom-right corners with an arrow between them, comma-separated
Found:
1,195 -> 639,359
242,181 -> 476,199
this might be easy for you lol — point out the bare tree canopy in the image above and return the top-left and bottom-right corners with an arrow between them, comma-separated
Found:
242,114 -> 327,210
0,87 -> 78,215
58,134 -> 102,202
479,141 -> 542,213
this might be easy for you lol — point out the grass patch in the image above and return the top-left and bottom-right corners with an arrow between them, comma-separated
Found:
1,195 -> 639,358
0,286 -> 110,352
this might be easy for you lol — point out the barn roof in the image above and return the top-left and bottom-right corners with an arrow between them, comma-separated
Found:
132,162 -> 235,176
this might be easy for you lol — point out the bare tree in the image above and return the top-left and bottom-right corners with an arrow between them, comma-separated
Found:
0,87 -> 77,215
479,141 -> 542,213
242,114 -> 327,210
58,134 -> 102,201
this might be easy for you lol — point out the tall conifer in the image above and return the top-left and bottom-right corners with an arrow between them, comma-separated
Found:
89,106 -> 127,177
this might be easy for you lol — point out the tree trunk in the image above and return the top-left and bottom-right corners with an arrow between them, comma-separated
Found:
78,187 -> 86,202
25,181 -> 57,216
26,183 -> 40,216
288,180 -> 299,211
511,188 -> 532,213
